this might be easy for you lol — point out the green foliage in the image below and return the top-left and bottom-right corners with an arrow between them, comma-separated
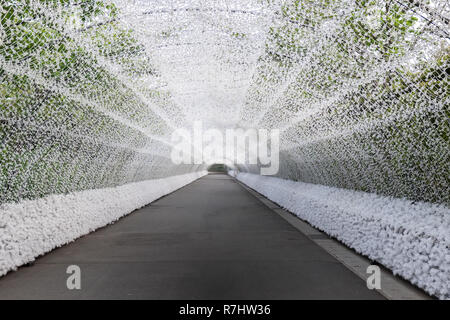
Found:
253,0 -> 449,203
0,0 -> 171,203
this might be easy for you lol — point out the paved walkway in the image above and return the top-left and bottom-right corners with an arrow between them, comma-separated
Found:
0,174 -> 383,299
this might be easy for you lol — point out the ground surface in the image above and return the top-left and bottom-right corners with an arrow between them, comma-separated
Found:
0,174 -> 383,299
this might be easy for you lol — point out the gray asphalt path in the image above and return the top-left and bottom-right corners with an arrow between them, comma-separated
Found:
0,174 -> 384,299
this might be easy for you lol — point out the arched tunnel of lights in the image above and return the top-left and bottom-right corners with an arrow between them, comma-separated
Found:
0,1 -> 449,298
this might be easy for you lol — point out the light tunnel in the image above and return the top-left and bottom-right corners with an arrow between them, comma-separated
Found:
0,0 -> 449,300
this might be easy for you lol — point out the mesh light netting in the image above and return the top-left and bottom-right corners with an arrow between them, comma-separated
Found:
0,0 -> 449,204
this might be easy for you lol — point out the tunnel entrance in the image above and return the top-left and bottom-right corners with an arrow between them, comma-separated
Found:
207,164 -> 226,173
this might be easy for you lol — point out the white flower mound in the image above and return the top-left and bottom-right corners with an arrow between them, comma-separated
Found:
231,171 -> 450,299
0,171 -> 207,277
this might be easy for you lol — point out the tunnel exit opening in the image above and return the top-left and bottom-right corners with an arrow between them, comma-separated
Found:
207,164 -> 226,173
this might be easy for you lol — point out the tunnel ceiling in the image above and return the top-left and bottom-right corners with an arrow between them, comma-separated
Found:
0,0 -> 449,204
114,0 -> 273,128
